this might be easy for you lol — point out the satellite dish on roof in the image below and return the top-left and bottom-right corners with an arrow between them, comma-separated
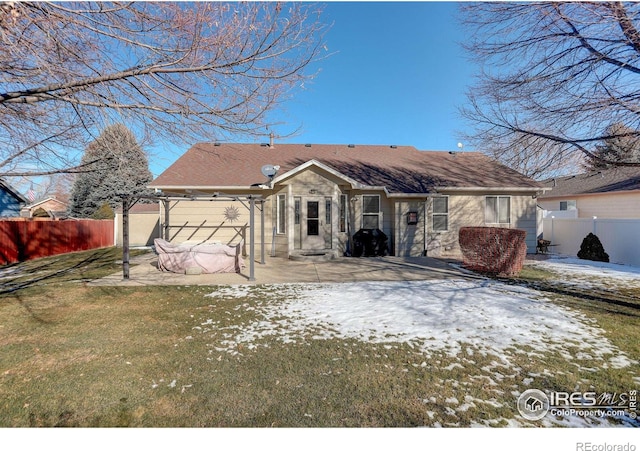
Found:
261,164 -> 280,179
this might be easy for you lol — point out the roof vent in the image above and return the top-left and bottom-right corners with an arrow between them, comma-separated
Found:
305,144 -> 312,147
260,143 -> 270,147
448,151 -> 456,156
348,144 -> 355,148
390,145 -> 397,149
213,142 -> 221,146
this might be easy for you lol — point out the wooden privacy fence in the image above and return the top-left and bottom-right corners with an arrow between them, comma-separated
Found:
0,218 -> 114,265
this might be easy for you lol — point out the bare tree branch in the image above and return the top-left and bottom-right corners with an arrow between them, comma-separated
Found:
0,1 -> 330,177
459,2 -> 640,178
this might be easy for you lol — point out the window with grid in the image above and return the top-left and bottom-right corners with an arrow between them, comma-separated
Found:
432,196 -> 448,232
362,195 -> 380,229
485,196 -> 510,224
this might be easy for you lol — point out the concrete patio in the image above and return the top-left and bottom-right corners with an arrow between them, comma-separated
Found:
88,252 -> 477,287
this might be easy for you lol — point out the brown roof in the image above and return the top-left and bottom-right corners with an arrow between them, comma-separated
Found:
150,143 -> 543,194
540,167 -> 640,198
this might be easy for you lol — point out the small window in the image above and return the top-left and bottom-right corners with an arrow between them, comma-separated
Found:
432,196 -> 448,232
362,195 -> 380,229
294,198 -> 301,225
485,196 -> 510,224
339,194 -> 347,233
325,198 -> 332,224
560,200 -> 577,211
277,194 -> 286,234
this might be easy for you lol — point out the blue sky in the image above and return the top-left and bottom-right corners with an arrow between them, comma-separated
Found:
151,1 -> 474,176
277,2 -> 472,149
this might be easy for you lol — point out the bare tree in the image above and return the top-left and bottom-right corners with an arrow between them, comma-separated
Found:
459,2 -> 640,178
0,2 -> 329,178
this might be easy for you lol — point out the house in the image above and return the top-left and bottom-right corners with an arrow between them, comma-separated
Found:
20,197 -> 69,219
0,179 -> 27,217
538,167 -> 640,219
148,143 -> 545,258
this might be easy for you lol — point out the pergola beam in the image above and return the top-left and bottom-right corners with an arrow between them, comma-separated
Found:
121,192 -> 265,281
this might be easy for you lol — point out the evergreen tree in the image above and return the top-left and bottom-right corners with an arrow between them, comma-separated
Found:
583,123 -> 640,171
68,124 -> 153,218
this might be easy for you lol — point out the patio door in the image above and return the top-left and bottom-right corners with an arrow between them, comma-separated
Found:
302,197 -> 332,250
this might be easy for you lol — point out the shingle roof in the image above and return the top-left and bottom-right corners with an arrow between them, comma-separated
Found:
150,143 -> 543,194
0,178 -> 27,203
540,167 -> 640,198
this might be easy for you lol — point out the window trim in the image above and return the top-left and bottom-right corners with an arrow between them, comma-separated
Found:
485,195 -> 511,224
432,196 -> 449,232
362,194 -> 381,229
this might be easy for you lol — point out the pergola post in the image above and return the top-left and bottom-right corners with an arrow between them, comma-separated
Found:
260,200 -> 265,264
249,197 -> 256,281
163,199 -> 170,240
121,192 -> 262,282
122,196 -> 130,280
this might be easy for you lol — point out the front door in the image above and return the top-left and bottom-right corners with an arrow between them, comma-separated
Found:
302,197 -> 331,250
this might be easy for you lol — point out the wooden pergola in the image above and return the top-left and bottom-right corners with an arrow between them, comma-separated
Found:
121,192 -> 266,281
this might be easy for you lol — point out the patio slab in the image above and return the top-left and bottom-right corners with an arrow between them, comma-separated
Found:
87,253 -> 477,287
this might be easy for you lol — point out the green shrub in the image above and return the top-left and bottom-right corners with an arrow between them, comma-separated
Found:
91,203 -> 115,220
577,233 -> 609,262
32,207 -> 50,218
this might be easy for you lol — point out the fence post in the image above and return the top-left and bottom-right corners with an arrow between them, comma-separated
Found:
551,216 -> 555,245
593,216 -> 597,235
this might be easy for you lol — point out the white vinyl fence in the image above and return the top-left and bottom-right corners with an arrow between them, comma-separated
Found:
542,217 -> 640,267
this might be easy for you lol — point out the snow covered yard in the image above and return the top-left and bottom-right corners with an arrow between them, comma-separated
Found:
526,255 -> 640,291
198,273 -> 639,427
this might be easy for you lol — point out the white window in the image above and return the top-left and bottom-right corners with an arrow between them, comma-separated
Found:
432,196 -> 448,232
560,200 -> 577,211
362,195 -> 380,229
276,194 -> 286,234
485,196 -> 510,224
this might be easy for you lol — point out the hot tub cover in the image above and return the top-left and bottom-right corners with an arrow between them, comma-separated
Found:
154,238 -> 245,274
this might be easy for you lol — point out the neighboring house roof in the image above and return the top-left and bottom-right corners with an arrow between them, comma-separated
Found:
21,197 -> 69,218
150,143 -> 543,194
540,167 -> 640,198
23,197 -> 68,211
0,178 -> 28,203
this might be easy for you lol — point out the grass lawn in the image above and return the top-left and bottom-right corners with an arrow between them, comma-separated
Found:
0,248 -> 638,427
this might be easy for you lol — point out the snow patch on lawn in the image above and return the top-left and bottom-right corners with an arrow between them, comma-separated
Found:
204,279 -> 632,370
527,256 -> 640,290
201,276 -> 637,427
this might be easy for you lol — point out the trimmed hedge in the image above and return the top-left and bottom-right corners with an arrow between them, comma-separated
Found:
459,227 -> 528,276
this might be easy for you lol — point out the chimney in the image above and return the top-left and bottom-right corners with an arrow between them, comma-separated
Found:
269,131 -> 274,148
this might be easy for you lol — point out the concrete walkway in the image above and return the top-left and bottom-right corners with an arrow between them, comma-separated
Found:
88,252 -> 476,287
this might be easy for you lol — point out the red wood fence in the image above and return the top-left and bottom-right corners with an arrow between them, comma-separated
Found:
0,218 -> 114,265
